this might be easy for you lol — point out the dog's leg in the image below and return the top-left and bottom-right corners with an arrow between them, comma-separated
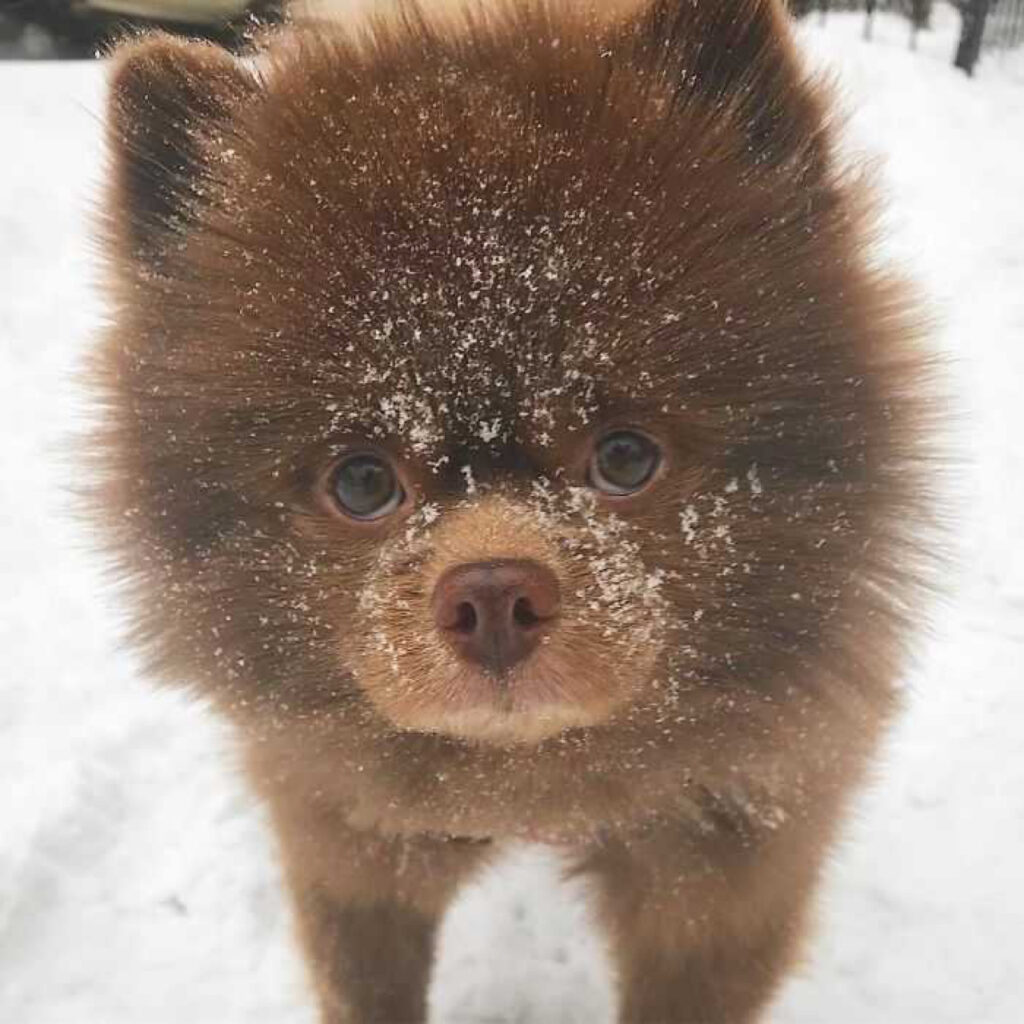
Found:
572,820 -> 818,1024
276,815 -> 491,1024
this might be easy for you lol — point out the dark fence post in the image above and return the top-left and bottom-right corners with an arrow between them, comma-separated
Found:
954,0 -> 993,74
864,0 -> 877,40
911,0 -> 934,29
909,0 -> 932,49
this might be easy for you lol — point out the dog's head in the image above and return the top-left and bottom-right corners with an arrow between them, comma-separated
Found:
93,0 -> 936,755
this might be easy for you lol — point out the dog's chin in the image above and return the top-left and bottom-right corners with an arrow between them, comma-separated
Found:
398,700 -> 605,747
373,664 -> 625,747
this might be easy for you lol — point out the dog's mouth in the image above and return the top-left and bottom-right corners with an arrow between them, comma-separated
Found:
445,660 -> 577,710
401,673 -> 606,746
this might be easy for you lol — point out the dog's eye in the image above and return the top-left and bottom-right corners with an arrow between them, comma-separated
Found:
330,454 -> 405,520
589,431 -> 660,496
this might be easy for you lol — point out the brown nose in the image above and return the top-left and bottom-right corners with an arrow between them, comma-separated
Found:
432,559 -> 560,675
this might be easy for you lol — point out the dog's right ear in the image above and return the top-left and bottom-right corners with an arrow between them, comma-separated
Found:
106,34 -> 257,268
625,0 -> 831,175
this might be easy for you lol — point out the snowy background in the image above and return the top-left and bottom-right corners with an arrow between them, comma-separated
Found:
2,6 -> 1022,1022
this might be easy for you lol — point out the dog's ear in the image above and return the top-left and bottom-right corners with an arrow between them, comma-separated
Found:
627,0 -> 830,173
105,34 -> 257,268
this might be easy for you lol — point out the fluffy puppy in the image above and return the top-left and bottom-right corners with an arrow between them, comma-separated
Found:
89,1 -> 941,1020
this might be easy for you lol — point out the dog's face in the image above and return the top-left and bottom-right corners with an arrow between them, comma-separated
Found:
95,1 -> 932,759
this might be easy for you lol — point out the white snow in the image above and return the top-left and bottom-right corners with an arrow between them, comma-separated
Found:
1,7 -> 1023,1021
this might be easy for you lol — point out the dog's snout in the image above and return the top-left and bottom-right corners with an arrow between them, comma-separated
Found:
432,559 -> 560,675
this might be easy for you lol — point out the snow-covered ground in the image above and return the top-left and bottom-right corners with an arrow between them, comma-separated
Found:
1,6 -> 1022,1022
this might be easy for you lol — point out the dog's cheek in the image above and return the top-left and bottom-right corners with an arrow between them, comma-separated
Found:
340,530 -> 443,725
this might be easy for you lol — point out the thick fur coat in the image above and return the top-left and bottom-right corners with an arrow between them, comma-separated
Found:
89,1 -> 941,1020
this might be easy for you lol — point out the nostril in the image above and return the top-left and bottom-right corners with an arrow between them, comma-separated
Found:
512,596 -> 540,629
453,601 -> 477,635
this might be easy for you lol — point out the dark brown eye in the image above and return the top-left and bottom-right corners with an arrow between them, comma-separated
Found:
331,454 -> 405,520
589,431 -> 660,496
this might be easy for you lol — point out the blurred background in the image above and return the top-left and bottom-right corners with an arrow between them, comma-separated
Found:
0,2 -> 1021,1023
0,0 -> 281,57
1,0 -> 1023,72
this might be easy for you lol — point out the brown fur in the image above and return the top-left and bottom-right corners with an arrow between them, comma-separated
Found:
88,1 -> 943,1020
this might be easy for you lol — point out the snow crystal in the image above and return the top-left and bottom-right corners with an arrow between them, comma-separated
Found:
679,504 -> 699,543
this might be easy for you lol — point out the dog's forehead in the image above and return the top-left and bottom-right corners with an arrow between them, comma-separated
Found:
218,128 -> 694,470
307,199 -> 669,460
324,296 -> 632,463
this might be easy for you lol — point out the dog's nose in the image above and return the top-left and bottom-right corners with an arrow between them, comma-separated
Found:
432,560 -> 560,675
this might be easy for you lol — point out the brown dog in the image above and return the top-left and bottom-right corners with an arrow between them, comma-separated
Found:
88,1 -> 941,1020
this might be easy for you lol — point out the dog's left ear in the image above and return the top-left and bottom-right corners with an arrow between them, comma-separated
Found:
626,0 -> 830,175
